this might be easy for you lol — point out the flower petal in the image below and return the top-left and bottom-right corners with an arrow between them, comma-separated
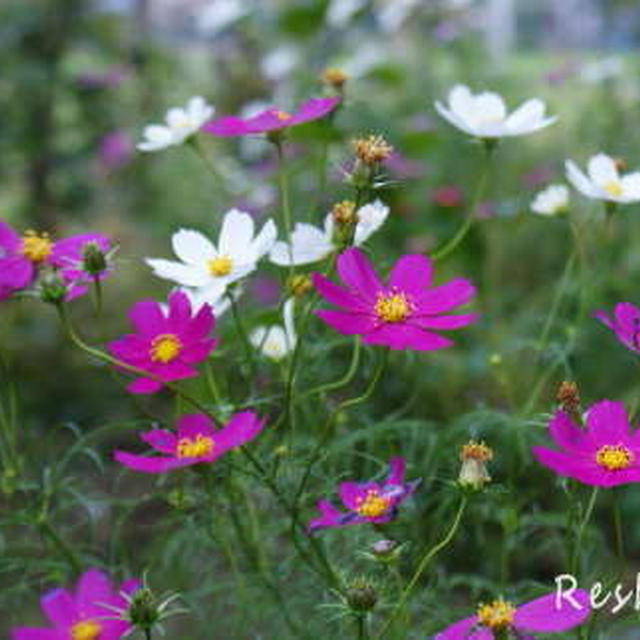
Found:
171,229 -> 216,264
434,615 -> 490,640
75,569 -> 112,618
335,248 -> 381,301
363,323 -> 453,351
388,254 -> 432,294
212,411 -> 265,456
218,209 -> 255,258
140,429 -> 178,454
41,588 -> 75,627
514,590 -> 590,632
315,309 -> 377,335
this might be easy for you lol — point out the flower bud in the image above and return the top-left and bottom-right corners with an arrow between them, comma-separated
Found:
287,274 -> 313,297
332,200 -> 358,226
346,577 -> 378,613
458,440 -> 493,491
39,272 -> 67,305
351,134 -> 393,166
556,381 -> 580,415
82,241 -> 108,275
320,67 -> 348,92
127,588 -> 160,629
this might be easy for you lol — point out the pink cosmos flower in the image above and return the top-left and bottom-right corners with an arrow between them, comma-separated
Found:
107,290 -> 216,394
202,96 -> 340,137
49,233 -> 112,300
532,400 -> 640,487
11,568 -> 140,640
434,590 -> 590,639
312,248 -> 477,351
433,185 -> 463,208
308,457 -> 420,533
98,132 -> 134,170
594,302 -> 640,354
114,411 -> 265,473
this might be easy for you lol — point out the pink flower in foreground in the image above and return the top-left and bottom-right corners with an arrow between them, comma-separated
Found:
202,96 -> 340,137
308,457 -> 420,533
107,290 -> 216,394
49,233 -> 113,300
434,590 -> 590,639
594,302 -> 640,354
11,568 -> 139,640
532,400 -> 640,487
312,248 -> 477,351
114,412 -> 264,473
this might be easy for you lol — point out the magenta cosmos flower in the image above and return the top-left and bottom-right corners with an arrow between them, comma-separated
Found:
308,457 -> 420,533
532,400 -> 640,487
594,302 -> 640,354
312,248 -> 477,351
107,290 -> 216,394
12,568 -> 139,640
114,411 -> 264,473
0,218 -> 111,301
434,590 -> 590,639
202,96 -> 340,137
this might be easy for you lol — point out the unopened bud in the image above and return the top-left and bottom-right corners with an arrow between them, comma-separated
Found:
556,381 -> 580,414
458,440 -> 493,490
351,134 -> 393,166
82,242 -> 108,275
127,588 -> 160,629
346,577 -> 377,612
287,274 -> 313,297
332,200 -> 358,226
320,67 -> 348,91
39,272 -> 67,305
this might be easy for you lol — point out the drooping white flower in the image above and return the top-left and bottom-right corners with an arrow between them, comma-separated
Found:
137,96 -> 214,152
146,209 -> 276,304
250,298 -> 297,361
530,184 -> 569,216
269,200 -> 389,267
565,154 -> 640,204
435,84 -> 556,139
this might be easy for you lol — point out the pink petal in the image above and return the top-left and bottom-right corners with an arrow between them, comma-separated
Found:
315,309 -> 377,335
126,378 -> 163,394
127,300 -> 168,337
388,254 -> 433,294
410,313 -> 478,330
613,302 -> 640,340
140,429 -> 178,454
11,629 -> 60,640
41,588 -> 75,628
338,482 -> 378,510
114,450 -> 190,473
0,256 -> 34,290
290,96 -> 340,125
75,569 -> 112,619
212,411 -> 265,455
416,278 -> 476,314
434,615 -> 490,640
584,400 -> 631,447
308,499 -> 345,532
385,457 -> 406,485
592,309 -> 613,330
514,590 -> 590,632
548,410 -> 589,452
363,323 -> 453,351
180,339 -> 216,364
177,414 -> 217,440
335,248 -> 381,301
0,218 -> 21,250
167,290 -> 192,329
184,303 -> 215,340
312,272 -> 369,311
532,447 -> 604,486
202,115 -> 252,137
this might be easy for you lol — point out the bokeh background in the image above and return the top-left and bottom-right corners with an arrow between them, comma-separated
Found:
4,0 -> 640,637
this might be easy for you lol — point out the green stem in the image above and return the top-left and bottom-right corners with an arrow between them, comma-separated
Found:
357,614 -> 368,640
432,145 -> 493,261
188,137 -> 231,198
375,497 -> 467,640
144,628 -> 152,640
39,518 -> 83,574
570,487 -> 598,575
228,292 -> 257,381
612,490 -> 624,568
275,140 -> 294,278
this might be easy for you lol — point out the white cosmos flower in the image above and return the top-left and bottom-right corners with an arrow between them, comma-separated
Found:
250,299 -> 296,361
435,84 -> 556,139
269,200 -> 389,267
137,96 -> 214,152
531,184 -> 569,216
146,209 -> 276,303
565,154 -> 640,204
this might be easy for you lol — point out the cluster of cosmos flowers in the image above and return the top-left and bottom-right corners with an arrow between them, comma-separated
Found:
8,81 -> 640,637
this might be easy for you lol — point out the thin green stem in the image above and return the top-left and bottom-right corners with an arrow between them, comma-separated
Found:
357,614 -> 368,640
570,487 -> 598,575
432,145 -> 493,261
188,138 -> 231,198
612,490 -> 624,568
375,497 -> 467,640
275,140 -> 294,278
228,292 -> 258,381
39,518 -> 83,574
144,628 -> 152,640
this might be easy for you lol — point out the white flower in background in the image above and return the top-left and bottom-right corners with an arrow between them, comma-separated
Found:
250,299 -> 297,361
565,154 -> 640,204
146,209 -> 276,303
261,45 -> 300,82
196,0 -> 248,36
435,85 -> 556,139
531,184 -> 569,216
376,0 -> 420,32
269,200 -> 389,266
326,0 -> 367,28
137,97 -> 214,152
580,57 -> 623,85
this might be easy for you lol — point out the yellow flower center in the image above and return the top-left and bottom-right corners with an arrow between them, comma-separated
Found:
355,490 -> 390,518
207,255 -> 233,276
71,620 -> 101,640
595,444 -> 633,470
275,110 -> 292,121
603,180 -> 623,197
460,441 -> 493,462
176,433 -> 215,458
149,333 -> 182,363
20,230 -> 52,262
477,599 -> 516,629
374,291 -> 412,323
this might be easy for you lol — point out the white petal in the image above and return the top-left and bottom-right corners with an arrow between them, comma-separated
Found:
171,229 -> 216,265
251,219 -> 277,259
621,172 -> 640,201
448,84 -> 474,118
472,91 -> 507,124
354,200 -> 389,245
505,98 -> 546,131
166,107 -> 190,129
282,298 -> 297,349
269,223 -> 332,266
187,96 -> 215,125
145,258 -> 210,287
587,154 -> 619,186
565,160 -> 600,199
435,101 -> 478,136
137,125 -> 174,151
218,209 -> 255,258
